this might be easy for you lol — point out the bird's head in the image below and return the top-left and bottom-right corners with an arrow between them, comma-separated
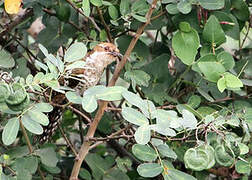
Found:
91,42 -> 121,67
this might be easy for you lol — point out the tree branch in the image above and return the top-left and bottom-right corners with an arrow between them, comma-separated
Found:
96,7 -> 113,43
70,1 -> 159,179
0,9 -> 33,37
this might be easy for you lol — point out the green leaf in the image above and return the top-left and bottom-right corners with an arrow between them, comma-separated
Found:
95,86 -> 127,101
65,61 -> 86,70
172,25 -> 199,65
33,103 -> 53,112
181,109 -> 197,129
231,0 -> 250,21
2,117 -> 19,145
21,114 -> 43,135
85,153 -> 113,179
177,0 -> 192,14
42,164 -> 61,174
122,107 -> 149,126
137,163 -> 163,178
134,124 -> 151,145
203,15 -> 226,46
131,0 -> 148,15
122,91 -> 145,109
165,4 -> 179,15
79,168 -> 91,180
155,109 -> 175,127
103,169 -> 130,180
187,95 -> 201,109
223,72 -> 243,88
15,156 -> 38,174
124,70 -> 151,87
199,0 -> 225,10
90,0 -> 102,7
82,94 -> 97,113
27,110 -> 49,126
139,100 -> 157,119
215,144 -> 234,166
217,72 -> 243,92
179,22 -> 191,32
82,0 -> 90,17
184,148 -> 209,171
39,44 -> 63,73
238,143 -> 249,155
0,49 -> 15,68
217,51 -> 235,70
16,169 -> 32,180
120,0 -> 130,15
157,144 -> 177,159
35,147 -> 58,167
163,168 -> 197,180
84,85 -> 106,96
116,157 -> 132,173
99,30 -> 107,41
0,83 -> 10,102
132,144 -> 157,161
12,57 -> 31,78
66,91 -> 82,104
5,83 -> 27,105
217,77 -> 226,93
150,124 -> 176,136
64,42 -> 87,62
198,145 -> 215,169
132,14 -> 147,23
198,61 -> 226,82
235,160 -> 251,174
108,5 -> 118,20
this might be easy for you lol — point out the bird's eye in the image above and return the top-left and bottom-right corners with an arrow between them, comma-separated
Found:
104,46 -> 109,51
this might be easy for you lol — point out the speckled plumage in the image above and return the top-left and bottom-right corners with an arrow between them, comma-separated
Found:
39,42 -> 120,143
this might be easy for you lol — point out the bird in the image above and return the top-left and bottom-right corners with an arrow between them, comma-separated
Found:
39,42 -> 121,143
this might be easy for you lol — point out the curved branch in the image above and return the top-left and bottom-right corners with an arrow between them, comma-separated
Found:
70,1 -> 159,179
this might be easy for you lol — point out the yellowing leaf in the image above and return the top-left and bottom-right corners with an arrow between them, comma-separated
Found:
4,0 -> 22,14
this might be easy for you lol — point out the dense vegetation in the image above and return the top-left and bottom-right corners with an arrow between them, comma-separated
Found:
0,0 -> 251,179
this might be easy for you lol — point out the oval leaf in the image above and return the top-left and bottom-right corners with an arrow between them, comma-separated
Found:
122,107 -> 149,126
27,110 -> 49,126
122,91 -> 144,109
21,114 -> 43,135
82,94 -> 97,113
66,91 -> 82,104
137,163 -> 163,178
33,103 -> 53,112
134,124 -> 151,145
96,86 -> 126,101
64,42 -> 87,62
172,26 -> 199,65
132,144 -> 157,161
2,117 -> 19,145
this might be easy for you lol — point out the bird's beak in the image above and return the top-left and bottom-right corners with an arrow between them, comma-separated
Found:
111,52 -> 123,61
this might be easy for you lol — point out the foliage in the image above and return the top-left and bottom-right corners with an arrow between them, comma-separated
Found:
0,0 -> 252,179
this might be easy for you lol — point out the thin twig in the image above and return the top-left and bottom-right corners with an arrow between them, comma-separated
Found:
19,118 -> 46,180
69,105 -> 91,123
240,23 -> 251,49
69,1 -> 159,179
96,7 -> 113,43
19,118 -> 33,153
58,126 -> 78,157
64,0 -> 101,32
